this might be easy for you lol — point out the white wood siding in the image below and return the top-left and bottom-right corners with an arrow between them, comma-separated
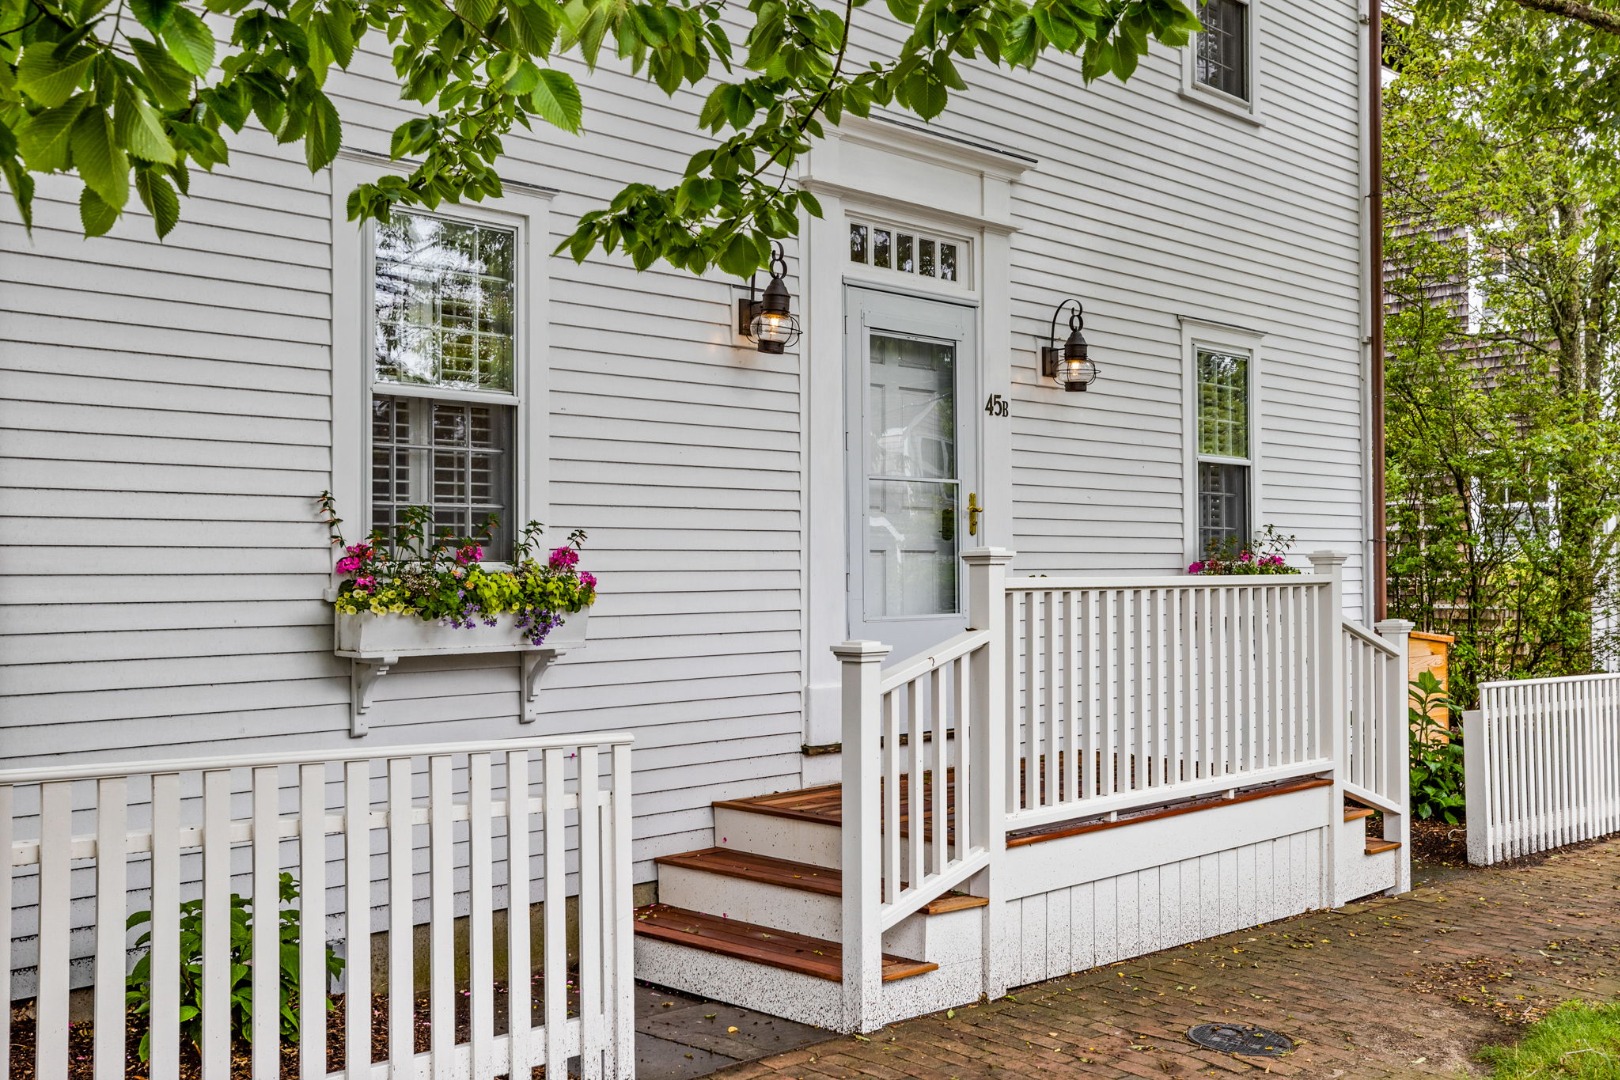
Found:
0,0 -> 1368,932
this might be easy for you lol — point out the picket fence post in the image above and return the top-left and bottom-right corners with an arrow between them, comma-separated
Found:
963,547 -> 1014,1000
835,639 -> 890,1033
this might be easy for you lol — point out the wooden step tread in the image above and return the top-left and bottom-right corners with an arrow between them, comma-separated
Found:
1344,806 -> 1375,823
1364,837 -> 1402,855
654,847 -> 989,915
1006,776 -> 1333,848
633,904 -> 938,983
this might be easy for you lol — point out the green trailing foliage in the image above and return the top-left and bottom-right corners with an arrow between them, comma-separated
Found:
124,871 -> 344,1062
0,0 -> 1202,271
1408,670 -> 1466,826
1383,10 -> 1620,706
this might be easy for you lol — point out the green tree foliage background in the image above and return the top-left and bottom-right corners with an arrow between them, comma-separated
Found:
1384,7 -> 1620,706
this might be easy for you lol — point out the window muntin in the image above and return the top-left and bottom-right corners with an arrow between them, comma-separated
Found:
370,211 -> 520,559
1195,346 -> 1252,552
1196,0 -> 1249,103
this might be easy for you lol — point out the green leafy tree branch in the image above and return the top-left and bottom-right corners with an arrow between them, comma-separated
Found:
0,0 -> 1203,273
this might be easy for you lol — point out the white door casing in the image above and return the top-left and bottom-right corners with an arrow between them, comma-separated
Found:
797,117 -> 1033,757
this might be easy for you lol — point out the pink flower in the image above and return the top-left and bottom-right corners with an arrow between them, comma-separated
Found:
549,546 -> 580,569
1188,561 -> 1205,574
579,571 -> 597,589
335,555 -> 361,574
1239,551 -> 1253,563
455,543 -> 484,565
356,575 -> 376,590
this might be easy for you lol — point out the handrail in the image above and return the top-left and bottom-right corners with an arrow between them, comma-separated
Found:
879,627 -> 992,693
1341,617 -> 1399,657
1006,760 -> 1334,833
1477,671 -> 1620,691
1004,573 -> 1332,591
1343,781 -> 1403,817
0,732 -> 636,786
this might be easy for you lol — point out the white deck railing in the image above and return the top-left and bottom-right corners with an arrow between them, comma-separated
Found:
1342,618 -> 1409,814
1465,674 -> 1620,865
1002,573 -> 1335,830
3,733 -> 635,1080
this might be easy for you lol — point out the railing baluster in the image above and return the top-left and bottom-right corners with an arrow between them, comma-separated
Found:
430,754 -> 455,1077
955,654 -> 972,859
150,772 -> 181,1077
929,665 -> 945,873
0,786 -> 10,1074
469,754 -> 495,1079
542,747 -> 568,1077
507,751 -> 533,1078
1043,590 -> 1059,805
578,745 -> 605,1079
907,680 -> 925,892
1024,591 -> 1040,811
1065,591 -> 1081,803
883,690 -> 901,903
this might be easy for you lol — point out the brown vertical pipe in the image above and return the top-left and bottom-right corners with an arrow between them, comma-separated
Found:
1370,1 -> 1388,621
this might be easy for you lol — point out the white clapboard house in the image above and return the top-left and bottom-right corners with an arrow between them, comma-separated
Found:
1,0 -> 1414,1073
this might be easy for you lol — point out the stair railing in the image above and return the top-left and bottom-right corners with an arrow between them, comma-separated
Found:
835,548 -> 1010,1032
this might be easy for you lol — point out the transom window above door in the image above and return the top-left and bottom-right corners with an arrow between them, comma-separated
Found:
848,218 -> 972,289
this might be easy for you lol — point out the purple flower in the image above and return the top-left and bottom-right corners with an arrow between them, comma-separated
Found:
548,546 -> 580,570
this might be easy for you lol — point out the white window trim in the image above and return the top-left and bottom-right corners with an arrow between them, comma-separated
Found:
1180,0 -> 1264,126
330,151 -> 553,560
1181,316 -> 1265,561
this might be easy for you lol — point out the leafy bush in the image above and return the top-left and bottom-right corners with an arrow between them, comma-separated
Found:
1409,670 -> 1466,825
125,871 -> 343,1062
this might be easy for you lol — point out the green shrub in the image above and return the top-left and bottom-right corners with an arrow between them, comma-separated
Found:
1409,670 -> 1466,825
125,871 -> 344,1061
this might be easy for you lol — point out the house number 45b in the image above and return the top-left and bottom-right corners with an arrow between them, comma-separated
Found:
983,394 -> 1010,418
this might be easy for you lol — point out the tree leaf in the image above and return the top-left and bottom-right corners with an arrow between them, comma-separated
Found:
529,68 -> 583,132
130,37 -> 196,110
115,83 -> 177,164
16,46 -> 96,109
304,90 -> 341,171
162,7 -> 217,78
79,186 -> 118,236
17,96 -> 88,171
136,169 -> 180,236
130,0 -> 178,33
70,109 -> 129,211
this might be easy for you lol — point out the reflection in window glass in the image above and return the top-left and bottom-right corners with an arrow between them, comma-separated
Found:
898,234 -> 914,274
865,333 -> 958,619
874,230 -> 892,269
1196,0 -> 1248,102
850,223 -> 869,263
374,212 -> 515,390
919,239 -> 936,277
939,244 -> 957,281
1194,346 -> 1251,556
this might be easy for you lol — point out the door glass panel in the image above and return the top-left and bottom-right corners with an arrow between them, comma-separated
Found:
865,333 -> 958,619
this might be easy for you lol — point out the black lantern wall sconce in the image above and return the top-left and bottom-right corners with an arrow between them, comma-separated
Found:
737,241 -> 802,354
1041,298 -> 1101,392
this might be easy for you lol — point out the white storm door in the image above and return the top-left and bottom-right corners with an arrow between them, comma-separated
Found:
846,287 -> 979,659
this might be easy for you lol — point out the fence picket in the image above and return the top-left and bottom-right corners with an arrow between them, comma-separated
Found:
150,772 -> 181,1077
579,745 -> 604,1079
251,766 -> 280,1080
298,763 -> 327,1080
429,754 -> 455,1078
0,787 -> 10,1074
386,758 -> 414,1074
93,777 -> 127,1080
507,750 -> 533,1078
202,769 -> 232,1079
36,782 -> 71,1080
343,761 -> 371,1080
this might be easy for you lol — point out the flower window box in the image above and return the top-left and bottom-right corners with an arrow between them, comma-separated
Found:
320,498 -> 597,735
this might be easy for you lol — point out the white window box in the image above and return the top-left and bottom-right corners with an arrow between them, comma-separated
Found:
335,609 -> 589,736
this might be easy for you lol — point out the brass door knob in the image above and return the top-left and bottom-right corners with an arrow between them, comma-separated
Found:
967,492 -> 982,537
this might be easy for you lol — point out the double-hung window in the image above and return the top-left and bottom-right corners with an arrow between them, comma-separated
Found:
371,212 -> 519,559
331,153 -> 551,567
1189,340 -> 1257,556
1185,0 -> 1259,120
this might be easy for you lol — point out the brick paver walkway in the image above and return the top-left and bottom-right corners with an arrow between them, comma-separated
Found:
716,838 -> 1620,1079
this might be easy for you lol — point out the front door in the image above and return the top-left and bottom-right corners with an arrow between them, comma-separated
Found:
846,287 -> 979,658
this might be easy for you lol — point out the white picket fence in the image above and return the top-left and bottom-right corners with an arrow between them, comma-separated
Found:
1465,675 -> 1620,865
2,733 -> 635,1079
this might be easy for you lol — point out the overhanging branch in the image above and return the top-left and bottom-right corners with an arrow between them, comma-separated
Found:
1510,0 -> 1620,37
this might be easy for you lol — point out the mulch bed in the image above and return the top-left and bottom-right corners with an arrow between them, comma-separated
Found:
1411,817 -> 1470,866
8,972 -> 582,1079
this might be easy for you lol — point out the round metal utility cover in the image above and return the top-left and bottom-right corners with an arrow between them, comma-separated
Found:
1187,1023 -> 1294,1057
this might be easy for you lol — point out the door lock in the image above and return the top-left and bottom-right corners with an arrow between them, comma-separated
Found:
967,492 -> 982,538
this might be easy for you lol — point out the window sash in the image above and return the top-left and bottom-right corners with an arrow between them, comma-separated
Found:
1195,0 -> 1249,103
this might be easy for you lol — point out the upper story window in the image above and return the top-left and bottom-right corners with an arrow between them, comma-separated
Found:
1195,346 -> 1253,553
1183,0 -> 1259,121
371,212 -> 519,559
1196,0 -> 1249,101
